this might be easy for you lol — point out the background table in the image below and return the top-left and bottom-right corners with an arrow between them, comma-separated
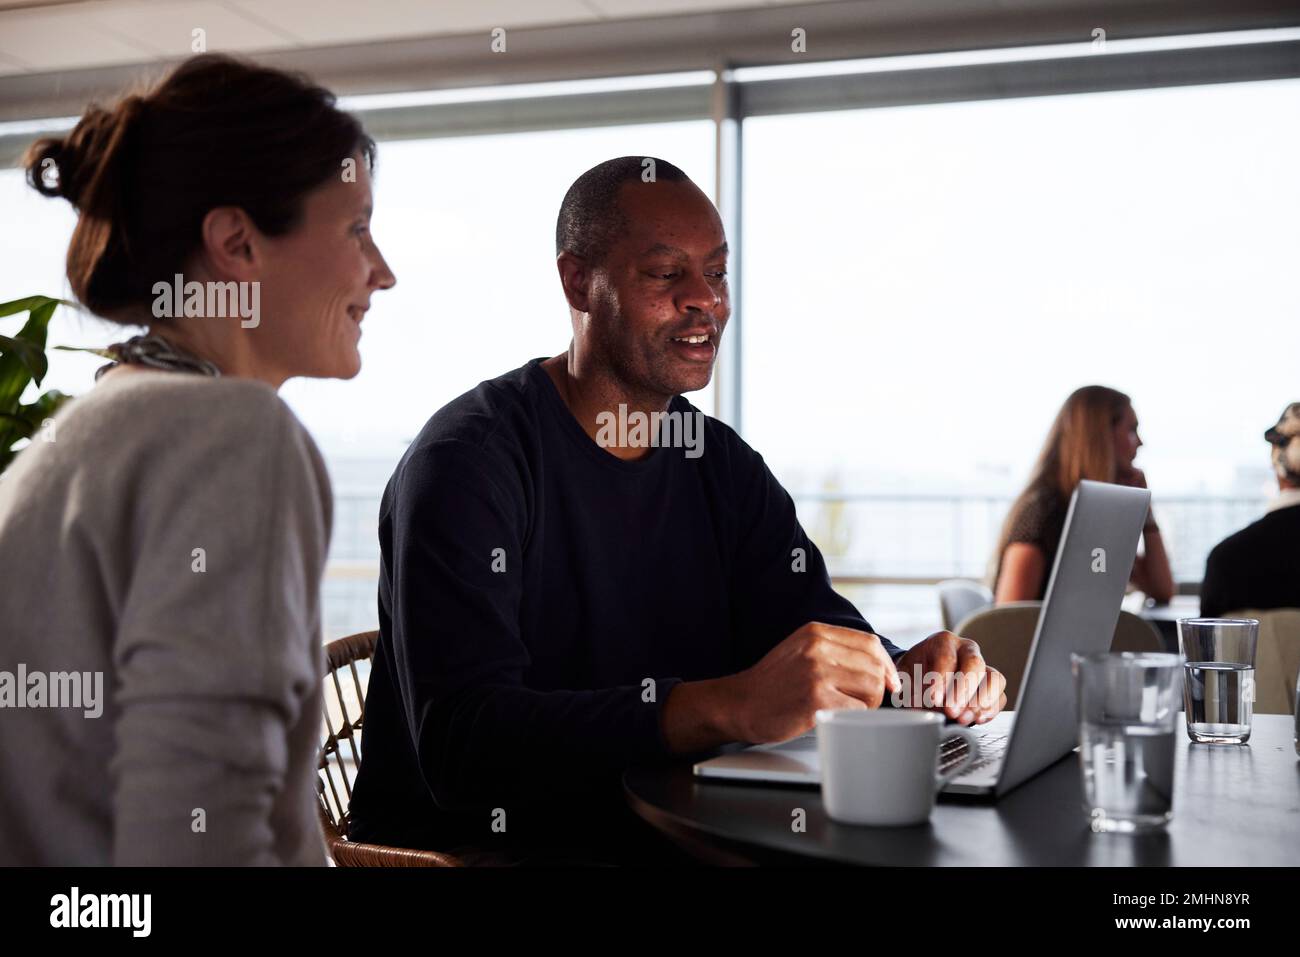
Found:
1124,593 -> 1200,651
624,714 -> 1300,866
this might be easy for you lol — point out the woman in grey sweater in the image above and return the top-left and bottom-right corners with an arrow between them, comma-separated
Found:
0,54 -> 395,864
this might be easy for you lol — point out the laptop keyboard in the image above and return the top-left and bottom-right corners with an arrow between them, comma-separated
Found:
768,726 -> 1009,779
940,730 -> 1008,777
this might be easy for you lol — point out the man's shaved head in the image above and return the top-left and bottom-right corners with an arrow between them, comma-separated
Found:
550,155 -> 729,406
555,156 -> 691,267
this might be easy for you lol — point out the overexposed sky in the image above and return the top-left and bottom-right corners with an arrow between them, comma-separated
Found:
2,77 -> 1295,502
742,78 -> 1300,498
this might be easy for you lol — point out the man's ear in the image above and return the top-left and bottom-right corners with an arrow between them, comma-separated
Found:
198,206 -> 261,281
556,251 -> 593,314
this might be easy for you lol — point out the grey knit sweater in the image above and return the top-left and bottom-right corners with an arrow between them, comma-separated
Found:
0,366 -> 330,865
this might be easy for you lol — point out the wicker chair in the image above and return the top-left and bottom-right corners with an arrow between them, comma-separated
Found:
317,630 -> 462,866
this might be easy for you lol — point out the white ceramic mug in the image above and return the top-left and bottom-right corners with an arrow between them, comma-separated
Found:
815,708 -> 981,826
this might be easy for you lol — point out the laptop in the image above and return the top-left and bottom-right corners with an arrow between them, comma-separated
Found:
693,479 -> 1152,798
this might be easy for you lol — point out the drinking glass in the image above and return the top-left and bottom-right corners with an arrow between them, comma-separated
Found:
1071,651 -> 1182,833
1177,618 -> 1259,745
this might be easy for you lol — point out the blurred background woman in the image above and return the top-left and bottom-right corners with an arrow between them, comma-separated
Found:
0,54 -> 394,864
992,385 -> 1174,605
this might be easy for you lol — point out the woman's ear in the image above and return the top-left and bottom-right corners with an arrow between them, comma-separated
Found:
199,206 -> 261,281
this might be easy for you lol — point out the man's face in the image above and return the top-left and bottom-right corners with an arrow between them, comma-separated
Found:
584,180 -> 729,398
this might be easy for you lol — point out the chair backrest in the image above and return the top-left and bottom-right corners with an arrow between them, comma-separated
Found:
1111,611 -> 1165,653
938,579 -> 994,633
1224,608 -> 1300,716
953,603 -> 1041,707
317,631 -> 462,866
954,604 -> 1162,707
318,630 -> 378,846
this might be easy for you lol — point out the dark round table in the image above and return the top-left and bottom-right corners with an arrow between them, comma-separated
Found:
623,713 -> 1300,866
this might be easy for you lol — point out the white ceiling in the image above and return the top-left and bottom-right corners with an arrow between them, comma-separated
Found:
0,0 -> 829,77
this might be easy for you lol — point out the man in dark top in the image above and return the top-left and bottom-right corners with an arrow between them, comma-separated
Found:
348,156 -> 1007,865
1200,403 -> 1300,618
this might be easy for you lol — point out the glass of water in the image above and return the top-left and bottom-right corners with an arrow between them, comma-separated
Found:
1071,652 -> 1183,834
1177,618 -> 1259,745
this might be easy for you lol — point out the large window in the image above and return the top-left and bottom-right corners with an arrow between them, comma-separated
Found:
3,55 -> 1295,644
741,78 -> 1300,635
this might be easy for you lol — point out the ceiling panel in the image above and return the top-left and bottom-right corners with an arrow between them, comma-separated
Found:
0,0 -> 89,7
0,0 -> 817,76
2,0 -> 1297,91
585,0 -> 816,15
0,4 -> 161,72
94,0 -> 297,53
225,0 -> 598,48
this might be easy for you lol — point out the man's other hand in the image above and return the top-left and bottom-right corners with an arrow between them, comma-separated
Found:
894,631 -> 1007,726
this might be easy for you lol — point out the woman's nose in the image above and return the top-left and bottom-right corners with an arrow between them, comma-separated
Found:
372,248 -> 396,289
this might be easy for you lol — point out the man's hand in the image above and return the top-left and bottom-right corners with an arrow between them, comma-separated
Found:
894,631 -> 1007,726
719,622 -> 901,744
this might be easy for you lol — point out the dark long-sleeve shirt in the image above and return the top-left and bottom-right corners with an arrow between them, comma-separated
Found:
1200,496 -> 1300,618
348,357 -> 902,856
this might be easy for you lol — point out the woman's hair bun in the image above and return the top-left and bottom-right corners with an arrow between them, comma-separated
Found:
24,136 -> 70,198
24,100 -> 144,209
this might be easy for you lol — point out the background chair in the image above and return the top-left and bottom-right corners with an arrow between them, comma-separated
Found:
954,603 -> 1162,707
938,579 -> 994,633
1223,608 -> 1300,716
1111,610 -> 1165,652
318,630 -> 462,866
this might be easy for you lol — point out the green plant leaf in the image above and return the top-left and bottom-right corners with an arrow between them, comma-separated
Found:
0,333 -> 48,385
0,389 -> 71,451
53,345 -> 116,360
19,388 -> 70,421
0,296 -> 47,319
0,298 -> 76,478
0,299 -> 58,411
0,295 -> 70,319
0,411 -> 34,440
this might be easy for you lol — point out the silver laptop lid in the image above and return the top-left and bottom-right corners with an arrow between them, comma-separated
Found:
994,479 -> 1151,796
